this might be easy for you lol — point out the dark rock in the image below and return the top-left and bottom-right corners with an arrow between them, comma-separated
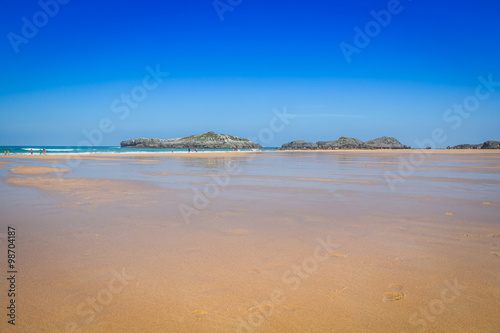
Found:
450,143 -> 482,149
120,132 -> 262,149
363,136 -> 405,149
280,140 -> 318,150
282,136 -> 408,150
317,137 -> 363,149
481,140 -> 500,149
451,141 -> 500,149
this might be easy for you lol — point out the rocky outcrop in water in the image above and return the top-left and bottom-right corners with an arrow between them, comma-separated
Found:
363,136 -> 406,149
121,131 -> 262,149
450,143 -> 482,149
481,140 -> 500,149
317,137 -> 363,149
450,140 -> 500,149
280,140 -> 318,150
281,136 -> 407,150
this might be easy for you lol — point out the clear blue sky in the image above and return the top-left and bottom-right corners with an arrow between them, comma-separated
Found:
1,0 -> 499,147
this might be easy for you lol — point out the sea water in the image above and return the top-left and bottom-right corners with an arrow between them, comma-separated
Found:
0,146 -> 276,155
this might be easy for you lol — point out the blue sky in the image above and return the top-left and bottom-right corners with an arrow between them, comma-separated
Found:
0,0 -> 499,147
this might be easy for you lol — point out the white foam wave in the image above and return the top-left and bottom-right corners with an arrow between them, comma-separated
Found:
46,149 -> 74,151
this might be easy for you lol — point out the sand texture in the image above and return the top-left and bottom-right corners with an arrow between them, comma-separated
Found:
0,150 -> 499,332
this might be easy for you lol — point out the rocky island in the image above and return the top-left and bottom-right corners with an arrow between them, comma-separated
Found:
281,140 -> 318,150
450,140 -> 500,149
317,137 -> 363,149
120,131 -> 263,149
282,136 -> 409,150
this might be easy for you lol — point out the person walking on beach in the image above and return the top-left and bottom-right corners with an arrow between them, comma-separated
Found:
171,148 -> 173,153
30,149 -> 33,155
3,150 -> 6,155
188,148 -> 191,153
39,149 -> 42,155
43,148 -> 46,155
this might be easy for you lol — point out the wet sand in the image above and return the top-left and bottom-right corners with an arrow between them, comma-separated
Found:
1,148 -> 500,160
1,151 -> 499,332
9,165 -> 72,175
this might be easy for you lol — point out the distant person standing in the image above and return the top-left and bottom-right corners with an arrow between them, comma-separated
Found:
43,148 -> 46,155
6,150 -> 9,155
188,148 -> 191,153
3,150 -> 6,155
171,148 -> 173,153
39,149 -> 42,155
30,148 -> 33,155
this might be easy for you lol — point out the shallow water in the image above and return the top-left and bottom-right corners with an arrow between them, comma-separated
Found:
0,151 -> 499,332
0,145 -> 273,156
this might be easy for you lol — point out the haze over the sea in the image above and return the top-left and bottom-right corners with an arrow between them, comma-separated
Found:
1,1 -> 499,147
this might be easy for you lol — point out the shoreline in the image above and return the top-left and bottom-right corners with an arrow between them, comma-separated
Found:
0,149 -> 499,160
1,147 -> 499,332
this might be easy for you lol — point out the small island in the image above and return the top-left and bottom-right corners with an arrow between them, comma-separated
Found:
280,136 -> 410,150
120,131 -> 263,149
449,140 -> 500,149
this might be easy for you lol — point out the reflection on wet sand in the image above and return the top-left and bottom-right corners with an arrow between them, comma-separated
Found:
0,151 -> 499,332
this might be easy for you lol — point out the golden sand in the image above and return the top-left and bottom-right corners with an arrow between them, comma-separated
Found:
0,151 -> 499,332
9,165 -> 72,175
5,176 -> 165,207
0,148 -> 499,161
0,151 -> 263,160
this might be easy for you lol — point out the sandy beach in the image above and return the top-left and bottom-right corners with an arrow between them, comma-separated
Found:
2,148 -> 500,160
1,150 -> 499,332
3,0 -> 500,330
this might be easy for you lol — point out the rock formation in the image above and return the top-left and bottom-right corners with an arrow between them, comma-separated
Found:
317,137 -> 363,149
363,136 -> 405,149
281,136 -> 407,150
450,143 -> 482,149
450,141 -> 500,149
280,140 -> 318,150
481,140 -> 500,149
121,131 -> 262,149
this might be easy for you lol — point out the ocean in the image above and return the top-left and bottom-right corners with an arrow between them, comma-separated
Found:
0,146 -> 276,155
